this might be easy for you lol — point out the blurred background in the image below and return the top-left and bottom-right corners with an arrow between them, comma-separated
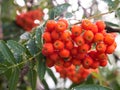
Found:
0,0 -> 120,90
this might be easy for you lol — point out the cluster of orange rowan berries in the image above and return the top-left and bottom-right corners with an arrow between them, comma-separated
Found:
16,9 -> 44,31
55,65 -> 92,83
42,18 -> 117,83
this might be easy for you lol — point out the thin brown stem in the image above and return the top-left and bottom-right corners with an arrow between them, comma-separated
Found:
88,10 -> 114,19
73,10 -> 114,25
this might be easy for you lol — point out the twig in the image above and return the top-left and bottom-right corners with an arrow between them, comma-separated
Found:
88,10 -> 114,19
73,10 -> 114,25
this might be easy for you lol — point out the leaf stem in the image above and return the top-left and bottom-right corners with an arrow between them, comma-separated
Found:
7,51 -> 41,70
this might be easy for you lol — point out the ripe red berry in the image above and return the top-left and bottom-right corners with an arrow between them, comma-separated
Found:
93,33 -> 104,43
83,56 -> 93,69
54,40 -> 64,50
42,43 -> 54,56
51,30 -> 60,40
96,20 -> 106,32
104,33 -> 115,45
59,49 -> 70,58
61,31 -> 71,41
49,53 -> 59,61
65,41 -> 74,50
78,44 -> 90,53
100,60 -> 107,67
42,32 -> 51,42
81,19 -> 93,30
97,52 -> 108,60
77,53 -> 86,60
91,61 -> 99,69
46,20 -> 56,31
46,58 -> 55,67
74,36 -> 85,46
106,41 -> 117,54
83,30 -> 94,43
55,21 -> 67,32
90,24 -> 98,34
58,18 -> 68,28
70,47 -> 78,56
64,61 -> 72,68
71,25 -> 82,36
96,43 -> 106,53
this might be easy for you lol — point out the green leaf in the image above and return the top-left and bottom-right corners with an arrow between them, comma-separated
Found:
69,83 -> 81,89
65,12 -> 73,18
103,0 -> 119,10
28,69 -> 37,90
110,81 -> 120,90
74,84 -> 112,90
8,68 -> 19,90
115,8 -> 120,19
42,79 -> 50,90
27,39 -> 39,56
0,40 -> 16,64
7,40 -> 27,54
85,75 -> 94,84
105,21 -> 119,27
47,68 -> 57,85
37,54 -> 46,80
35,26 -> 44,49
49,3 -> 70,19
7,40 -> 27,63
0,63 -> 7,74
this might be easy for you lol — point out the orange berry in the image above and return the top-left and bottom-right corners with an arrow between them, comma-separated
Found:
93,33 -> 104,43
97,52 -> 107,60
77,53 -> 86,60
61,31 -> 71,41
100,60 -> 107,67
46,20 -> 56,31
91,61 -> 99,69
83,30 -> 94,43
72,58 -> 81,66
78,44 -> 90,53
90,24 -> 98,34
81,19 -> 93,30
71,25 -> 82,36
74,36 -> 85,46
70,47 -> 78,56
42,32 -> 51,42
104,33 -> 115,45
55,21 -> 66,32
46,58 -> 55,67
55,59 -> 64,66
96,20 -> 106,32
51,30 -> 60,40
88,51 -> 97,60
42,43 -> 54,56
96,43 -> 106,53
106,41 -> 116,54
49,53 -> 59,61
65,41 -> 74,50
64,61 -> 72,68
59,49 -> 70,58
54,40 -> 64,50
58,18 -> 68,28
83,56 -> 93,69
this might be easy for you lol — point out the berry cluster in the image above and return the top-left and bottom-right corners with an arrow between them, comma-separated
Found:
55,65 -> 95,83
16,9 -> 44,31
42,19 -> 117,83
